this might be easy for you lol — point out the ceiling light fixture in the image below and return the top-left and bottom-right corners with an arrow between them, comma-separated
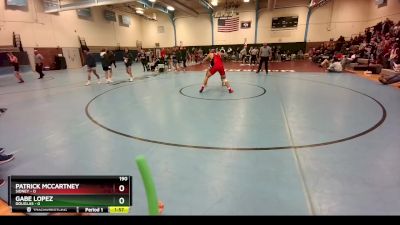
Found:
167,6 -> 174,11
211,0 -> 218,6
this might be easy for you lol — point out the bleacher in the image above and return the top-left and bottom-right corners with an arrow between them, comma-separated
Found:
346,58 -> 383,74
0,46 -> 19,54
381,68 -> 400,77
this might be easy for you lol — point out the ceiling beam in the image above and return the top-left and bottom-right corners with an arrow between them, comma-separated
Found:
267,0 -> 276,10
163,0 -> 199,17
43,0 -> 135,13
136,0 -> 173,16
198,0 -> 214,12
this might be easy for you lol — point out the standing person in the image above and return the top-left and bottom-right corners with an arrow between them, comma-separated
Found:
240,46 -> 247,63
180,47 -> 187,70
161,48 -> 166,61
250,47 -> 259,66
199,49 -> 234,94
100,49 -> 112,83
106,50 -> 115,82
83,49 -> 101,86
257,43 -> 272,75
6,52 -> 24,83
123,48 -> 134,82
145,49 -> 151,63
172,49 -> 178,71
34,50 -> 45,79
109,50 -> 116,68
139,49 -> 147,72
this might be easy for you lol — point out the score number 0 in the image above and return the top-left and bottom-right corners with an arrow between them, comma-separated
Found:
118,176 -> 128,205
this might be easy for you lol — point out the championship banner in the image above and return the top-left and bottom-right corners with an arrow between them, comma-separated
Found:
241,21 -> 251,29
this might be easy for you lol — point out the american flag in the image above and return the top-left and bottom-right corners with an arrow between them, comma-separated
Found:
218,17 -> 239,32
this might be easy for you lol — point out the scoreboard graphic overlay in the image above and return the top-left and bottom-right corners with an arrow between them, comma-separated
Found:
8,176 -> 132,214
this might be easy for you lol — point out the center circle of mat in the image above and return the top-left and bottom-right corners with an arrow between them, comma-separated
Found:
85,75 -> 386,151
179,83 -> 266,101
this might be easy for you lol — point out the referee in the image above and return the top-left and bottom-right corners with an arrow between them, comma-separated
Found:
257,43 -> 272,75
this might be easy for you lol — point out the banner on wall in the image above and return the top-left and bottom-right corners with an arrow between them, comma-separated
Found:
119,15 -> 131,27
77,8 -> 92,18
6,0 -> 27,6
104,10 -> 117,22
240,21 -> 251,29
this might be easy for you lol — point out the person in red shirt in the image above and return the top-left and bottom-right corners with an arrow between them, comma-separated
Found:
199,49 -> 233,93
161,48 -> 166,60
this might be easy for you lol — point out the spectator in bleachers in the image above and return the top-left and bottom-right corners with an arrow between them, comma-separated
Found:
388,43 -> 399,68
275,46 -> 281,62
150,58 -> 161,72
379,55 -> 400,85
297,50 -> 304,60
382,18 -> 394,35
341,51 -> 357,67
308,48 -> 316,59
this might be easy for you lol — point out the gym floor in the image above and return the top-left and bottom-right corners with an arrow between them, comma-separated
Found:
0,61 -> 399,215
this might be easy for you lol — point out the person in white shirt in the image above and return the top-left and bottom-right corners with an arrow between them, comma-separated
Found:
240,47 -> 247,63
341,51 -> 357,67
250,47 -> 259,66
34,50 -> 45,79
327,58 -> 343,73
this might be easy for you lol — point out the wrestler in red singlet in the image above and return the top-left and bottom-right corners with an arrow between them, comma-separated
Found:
199,50 -> 233,93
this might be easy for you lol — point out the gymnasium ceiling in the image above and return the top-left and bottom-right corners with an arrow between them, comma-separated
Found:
45,0 -> 310,18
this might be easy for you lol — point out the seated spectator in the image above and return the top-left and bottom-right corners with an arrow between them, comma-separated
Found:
150,58 -> 161,71
378,54 -> 400,85
393,61 -> 400,72
220,47 -> 226,54
388,43 -> 399,68
341,51 -> 357,67
297,50 -> 304,60
378,73 -> 400,85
